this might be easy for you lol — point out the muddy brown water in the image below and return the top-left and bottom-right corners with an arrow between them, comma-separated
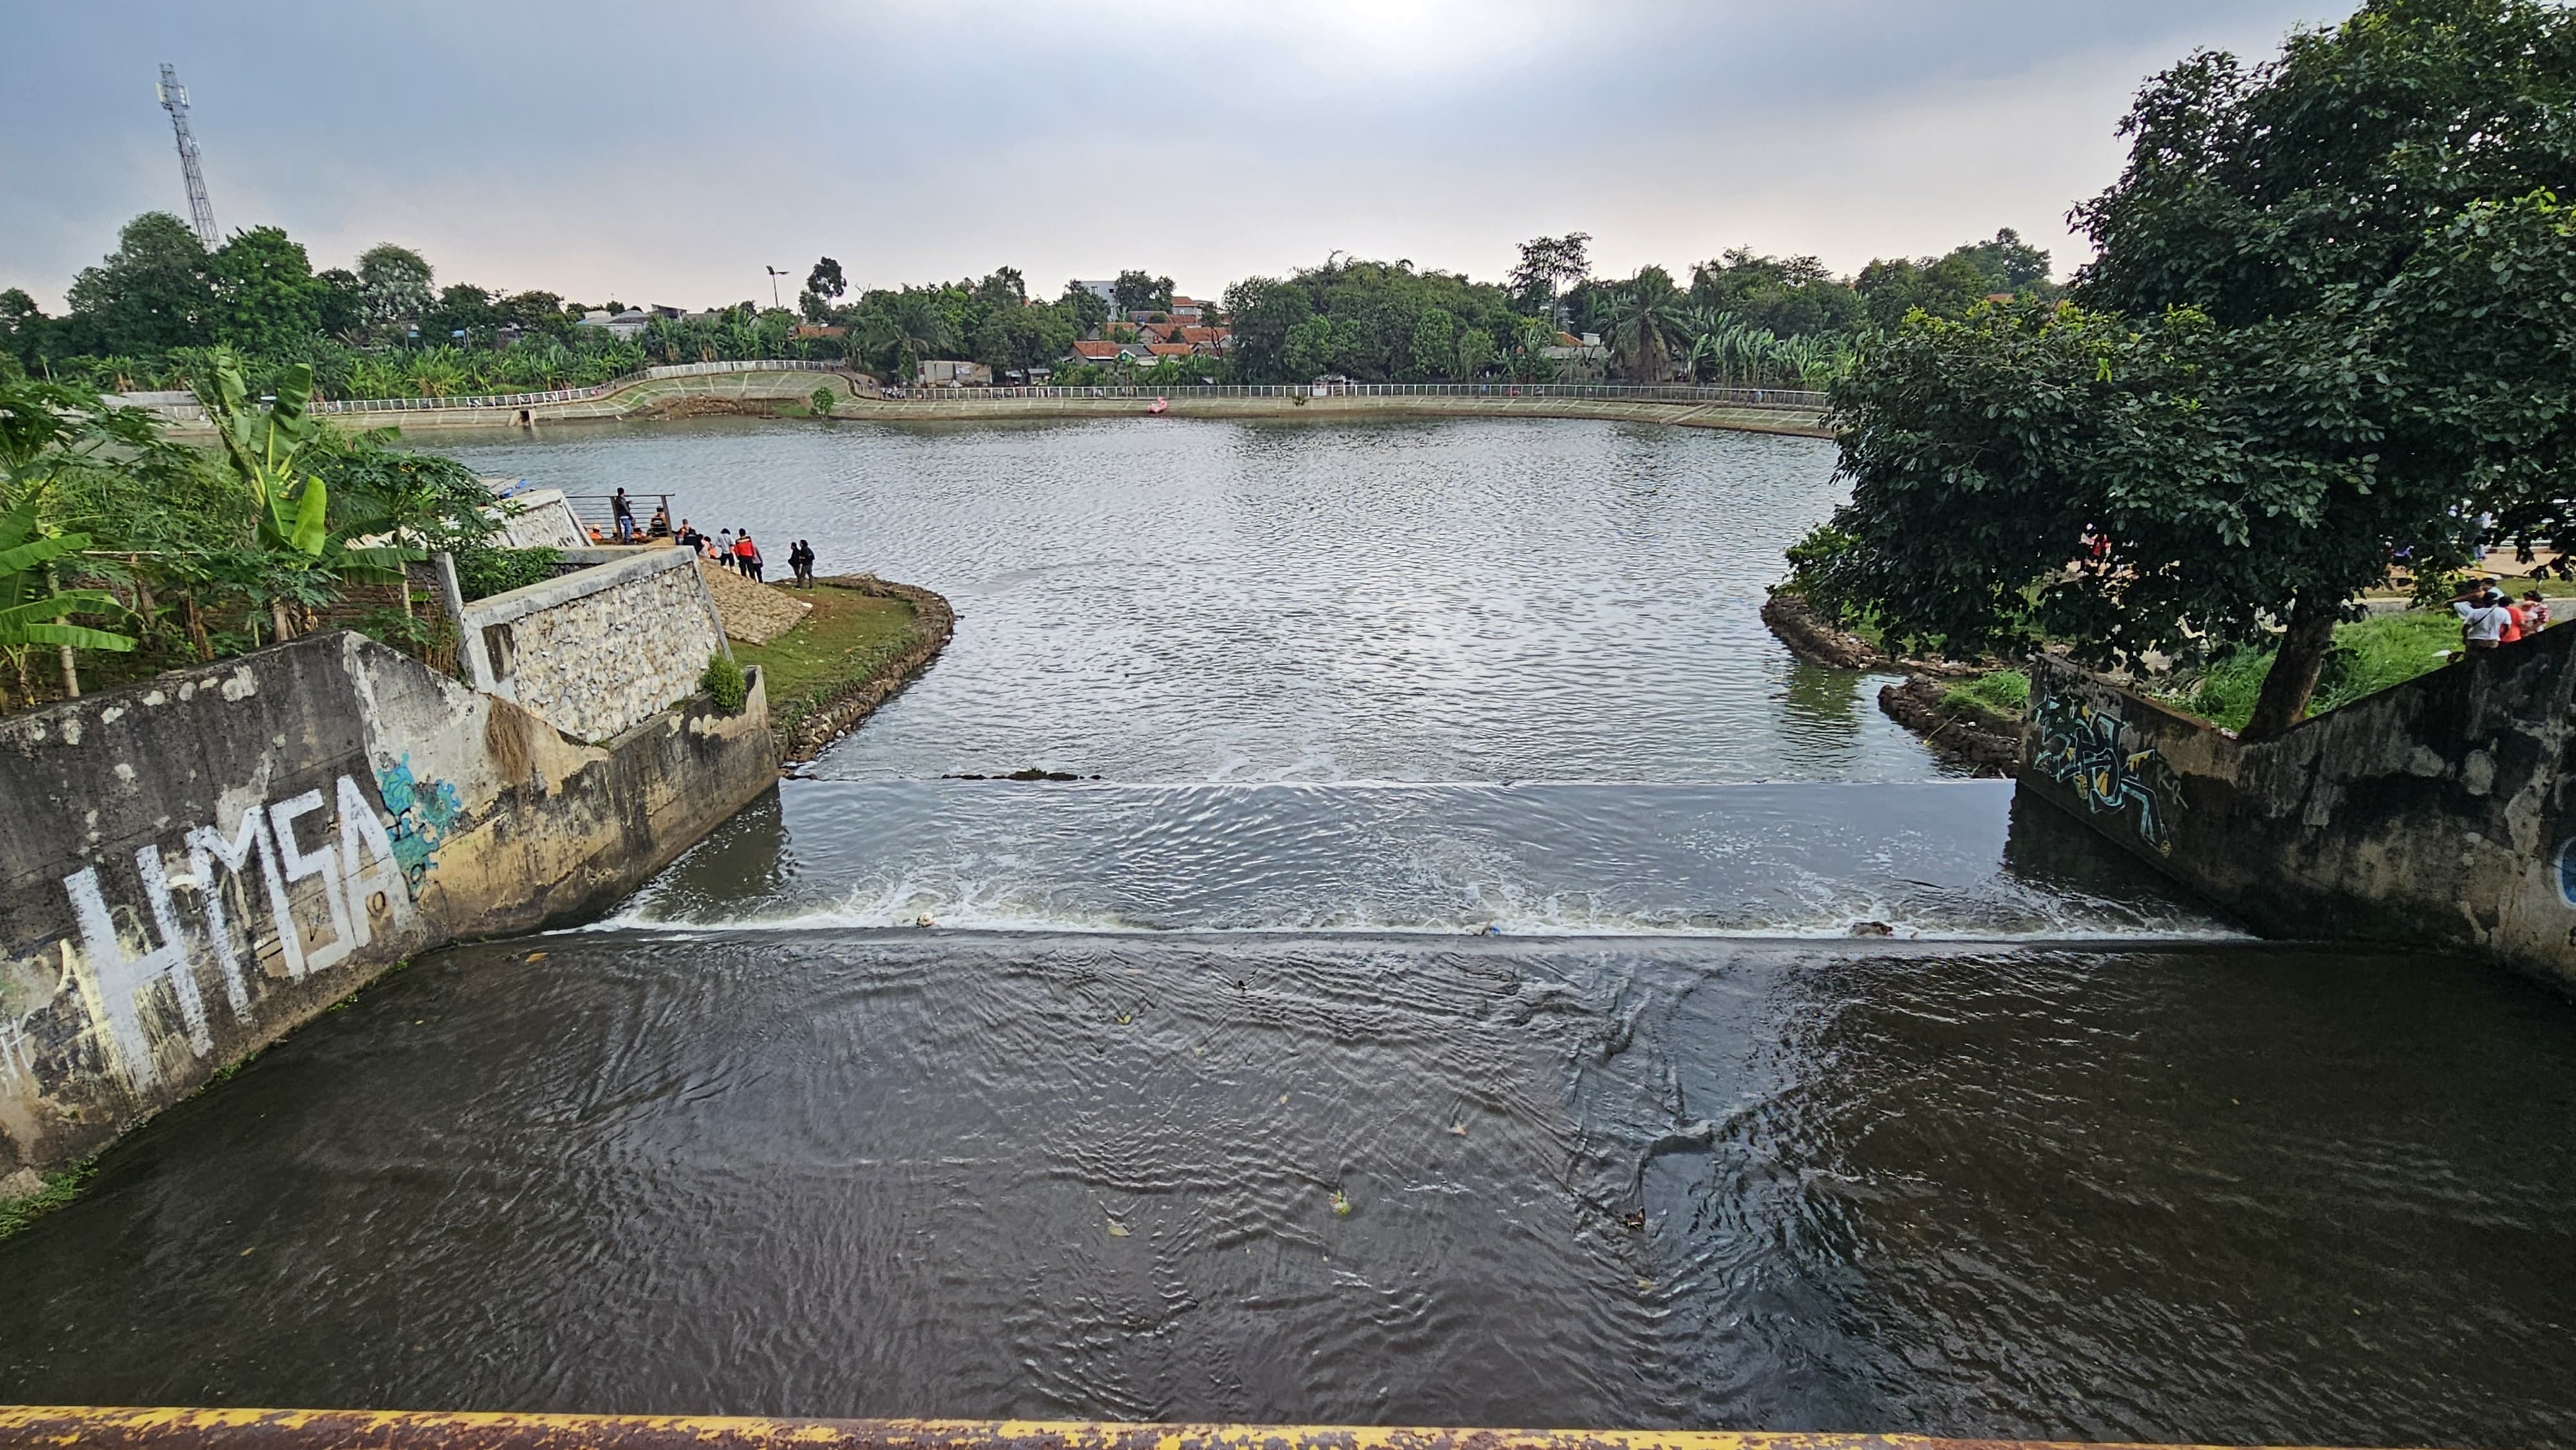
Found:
0,419 -> 2569,1448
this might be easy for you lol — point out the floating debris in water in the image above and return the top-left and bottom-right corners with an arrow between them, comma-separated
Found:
914,914 -> 937,928
524,950 -> 547,962
1331,1189 -> 1352,1216
1850,921 -> 1895,936
1106,1220 -> 1130,1238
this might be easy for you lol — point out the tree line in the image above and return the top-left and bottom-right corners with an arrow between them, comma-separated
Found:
4,214 -> 2065,400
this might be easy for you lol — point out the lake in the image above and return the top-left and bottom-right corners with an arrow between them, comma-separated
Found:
1,417 -> 2568,1449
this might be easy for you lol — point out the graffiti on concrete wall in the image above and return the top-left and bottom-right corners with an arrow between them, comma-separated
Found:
2033,686 -> 2182,854
52,771 -> 431,1091
376,755 -> 463,892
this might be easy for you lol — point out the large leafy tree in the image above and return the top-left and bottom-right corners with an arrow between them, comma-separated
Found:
1057,280 -> 1111,334
211,225 -> 328,356
1507,233 -> 1591,325
801,256 -> 848,323
355,243 -> 435,334
1112,270 -> 1175,315
62,212 -> 216,355
972,302 -> 1076,373
1810,0 -> 2576,740
0,289 -> 46,368
1688,250 -> 1864,339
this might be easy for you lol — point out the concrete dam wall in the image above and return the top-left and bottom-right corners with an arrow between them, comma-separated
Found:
2020,623 -> 2576,990
0,559 -> 775,1184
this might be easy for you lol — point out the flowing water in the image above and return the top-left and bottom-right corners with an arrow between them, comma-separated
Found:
3,418 -> 2571,1447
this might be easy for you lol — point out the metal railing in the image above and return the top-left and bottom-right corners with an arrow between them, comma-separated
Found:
310,359 -> 849,415
121,365 -> 1824,420
889,381 -> 1828,409
562,492 -> 676,541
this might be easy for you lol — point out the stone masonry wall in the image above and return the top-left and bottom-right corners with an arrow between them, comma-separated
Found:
459,548 -> 730,744
2020,623 -> 2576,991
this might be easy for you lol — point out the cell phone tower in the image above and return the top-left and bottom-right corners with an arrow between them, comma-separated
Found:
155,64 -> 220,251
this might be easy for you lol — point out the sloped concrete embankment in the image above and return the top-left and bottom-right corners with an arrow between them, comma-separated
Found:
0,556 -> 775,1183
2022,625 -> 2576,990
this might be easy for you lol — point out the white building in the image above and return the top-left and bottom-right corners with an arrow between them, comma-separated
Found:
576,308 -> 652,341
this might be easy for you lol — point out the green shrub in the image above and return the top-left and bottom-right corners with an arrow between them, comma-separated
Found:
452,544 -> 560,601
1942,669 -> 2029,719
701,652 -> 748,713
810,384 -> 838,418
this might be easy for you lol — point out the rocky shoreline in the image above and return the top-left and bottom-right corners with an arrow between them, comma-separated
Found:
1876,677 -> 2023,774
1762,588 -> 2020,770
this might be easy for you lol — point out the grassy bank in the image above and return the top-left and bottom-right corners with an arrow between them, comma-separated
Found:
2168,609 -> 2467,733
730,581 -> 928,742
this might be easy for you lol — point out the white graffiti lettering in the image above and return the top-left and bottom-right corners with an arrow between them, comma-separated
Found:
182,807 -> 276,1016
59,773 -> 412,1091
267,789 -> 354,976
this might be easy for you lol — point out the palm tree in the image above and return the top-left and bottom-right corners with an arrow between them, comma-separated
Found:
1600,288 -> 1687,383
858,294 -> 956,383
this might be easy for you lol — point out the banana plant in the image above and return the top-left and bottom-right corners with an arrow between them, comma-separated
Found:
199,350 -> 413,640
204,348 -> 331,558
0,491 -> 133,699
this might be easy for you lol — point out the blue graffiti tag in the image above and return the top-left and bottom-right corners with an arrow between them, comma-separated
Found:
375,755 -> 464,892
2033,688 -> 2181,855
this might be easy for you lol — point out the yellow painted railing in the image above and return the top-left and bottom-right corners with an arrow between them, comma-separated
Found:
0,1408 -> 2369,1450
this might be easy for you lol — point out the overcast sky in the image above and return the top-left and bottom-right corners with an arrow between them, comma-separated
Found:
3,1 -> 2345,313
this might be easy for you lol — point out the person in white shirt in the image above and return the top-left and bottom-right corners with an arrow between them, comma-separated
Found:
2454,581 -> 2514,649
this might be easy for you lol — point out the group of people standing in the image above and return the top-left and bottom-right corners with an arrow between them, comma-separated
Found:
2452,578 -> 2552,651
671,518 -> 819,587
604,489 -> 819,586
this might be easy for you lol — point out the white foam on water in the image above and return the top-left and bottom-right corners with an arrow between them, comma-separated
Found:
594,778 -> 2245,943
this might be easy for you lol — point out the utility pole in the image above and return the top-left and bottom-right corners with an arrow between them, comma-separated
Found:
765,266 -> 788,310
156,64 -> 219,251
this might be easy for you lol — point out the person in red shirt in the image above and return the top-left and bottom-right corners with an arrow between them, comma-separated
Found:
2485,583 -> 2523,643
734,531 -> 763,583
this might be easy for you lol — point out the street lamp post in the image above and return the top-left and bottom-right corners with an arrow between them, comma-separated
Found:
765,267 -> 788,310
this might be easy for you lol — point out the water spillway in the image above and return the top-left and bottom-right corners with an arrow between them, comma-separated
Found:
1,418 -> 2569,1447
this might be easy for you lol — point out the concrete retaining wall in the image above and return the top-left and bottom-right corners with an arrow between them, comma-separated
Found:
457,547 -> 731,743
2020,625 -> 2576,990
0,630 -> 775,1182
145,377 -> 1827,439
